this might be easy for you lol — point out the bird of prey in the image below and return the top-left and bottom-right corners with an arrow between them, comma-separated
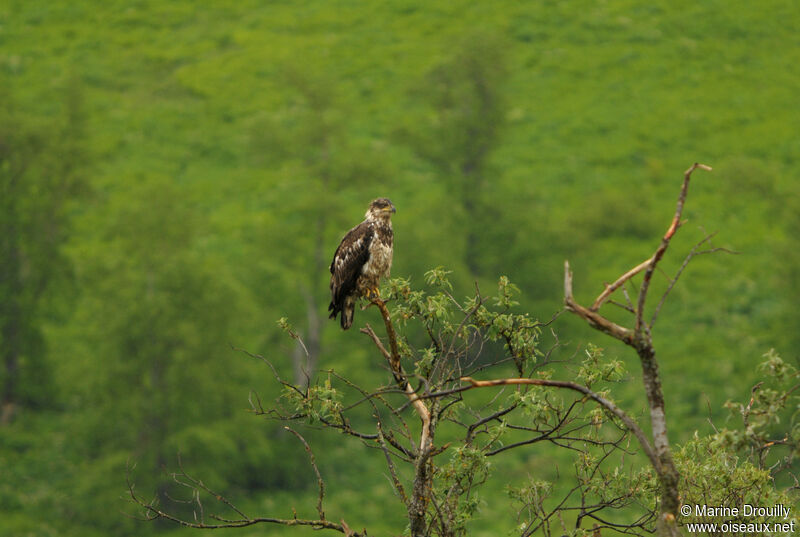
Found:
328,198 -> 396,330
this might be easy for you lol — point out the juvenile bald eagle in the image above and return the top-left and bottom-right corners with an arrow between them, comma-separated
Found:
328,198 -> 396,330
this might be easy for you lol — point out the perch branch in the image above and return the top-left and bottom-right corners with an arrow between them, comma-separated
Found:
364,298 -> 434,537
361,308 -> 431,455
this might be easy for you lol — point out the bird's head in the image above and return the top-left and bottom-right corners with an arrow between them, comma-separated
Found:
365,198 -> 396,221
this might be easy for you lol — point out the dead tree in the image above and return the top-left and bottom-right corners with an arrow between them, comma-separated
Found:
563,163 -> 717,536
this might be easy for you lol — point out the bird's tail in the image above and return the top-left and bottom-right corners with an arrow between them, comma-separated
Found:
328,295 -> 355,330
341,296 -> 355,330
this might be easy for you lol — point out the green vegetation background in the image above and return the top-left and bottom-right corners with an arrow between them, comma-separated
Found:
1,1 -> 798,535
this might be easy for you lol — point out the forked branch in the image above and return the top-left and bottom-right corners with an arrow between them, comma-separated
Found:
635,162 -> 712,335
564,163 -> 712,347
565,264 -> 633,344
562,163 -> 713,537
591,256 -> 653,312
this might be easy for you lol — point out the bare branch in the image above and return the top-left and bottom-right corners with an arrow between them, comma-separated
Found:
635,162 -> 711,335
608,299 -> 636,314
175,453 -> 248,520
231,345 -> 306,398
564,261 -> 634,345
377,420 -> 409,504
562,164 -> 712,537
125,462 -> 364,535
284,427 -> 326,521
649,232 -> 737,329
591,256 -> 654,312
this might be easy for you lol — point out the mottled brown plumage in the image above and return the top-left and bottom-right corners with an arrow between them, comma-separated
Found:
328,198 -> 395,329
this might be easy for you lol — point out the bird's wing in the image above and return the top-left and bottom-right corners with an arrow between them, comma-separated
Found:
330,221 -> 374,302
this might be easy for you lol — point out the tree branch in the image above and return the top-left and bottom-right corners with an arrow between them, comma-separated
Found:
435,376 -> 662,473
362,299 -> 434,536
361,315 -> 431,456
126,462 -> 364,536
591,256 -> 654,312
562,163 -> 712,536
564,262 -> 634,345
635,162 -> 711,335
284,427 -> 326,521
649,232 -> 736,330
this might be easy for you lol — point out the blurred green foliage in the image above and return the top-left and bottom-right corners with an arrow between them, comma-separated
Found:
1,0 -> 798,535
